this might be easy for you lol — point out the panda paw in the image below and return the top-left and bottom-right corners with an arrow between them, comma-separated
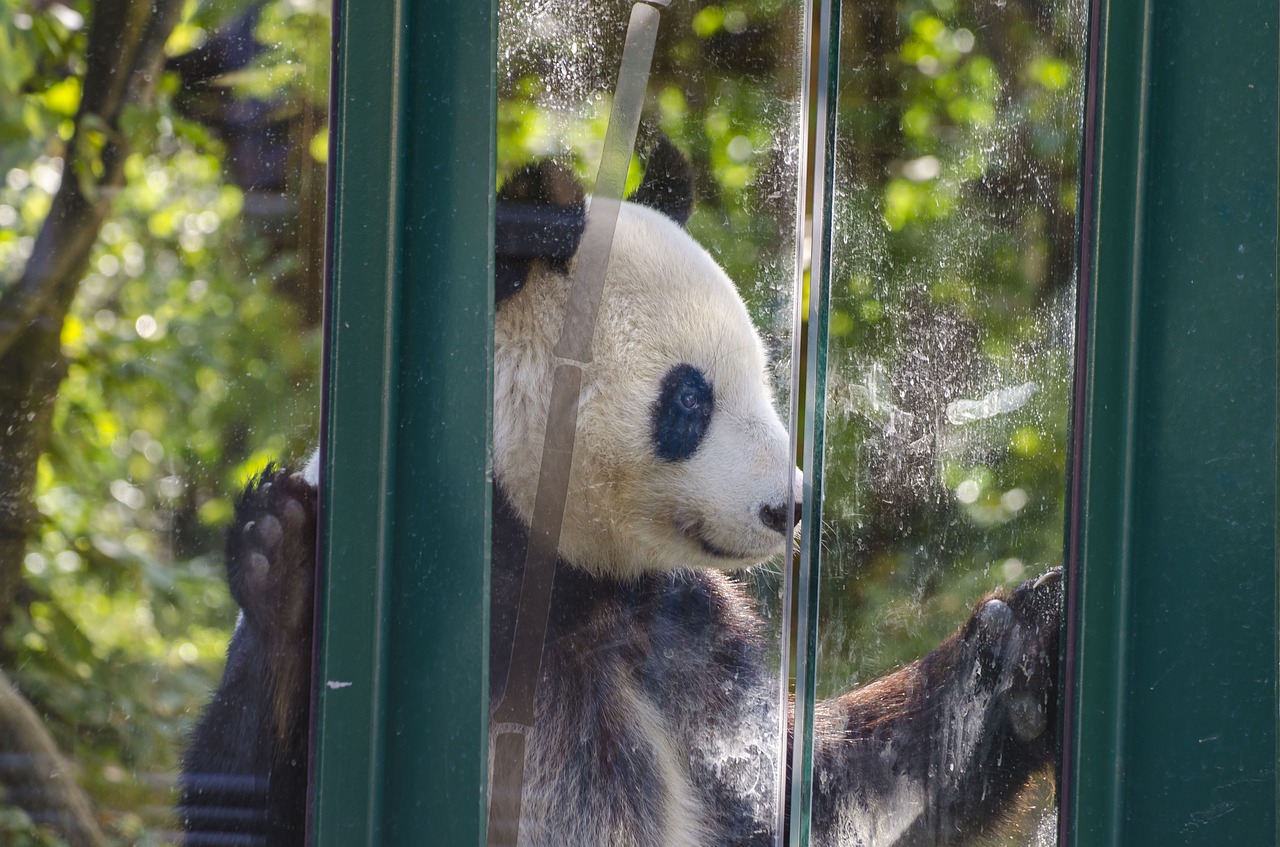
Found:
965,567 -> 1062,745
226,465 -> 318,639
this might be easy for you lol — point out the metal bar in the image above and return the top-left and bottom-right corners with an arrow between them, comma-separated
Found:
315,0 -> 496,844
491,12 -> 666,729
776,0 -> 816,840
1067,0 -> 1278,842
312,0 -> 407,840
552,1 -> 667,365
488,5 -> 665,843
789,1 -> 839,844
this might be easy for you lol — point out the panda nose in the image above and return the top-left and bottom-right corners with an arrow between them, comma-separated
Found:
759,499 -> 803,536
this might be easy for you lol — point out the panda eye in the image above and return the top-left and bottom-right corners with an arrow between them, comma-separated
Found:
653,364 -> 714,462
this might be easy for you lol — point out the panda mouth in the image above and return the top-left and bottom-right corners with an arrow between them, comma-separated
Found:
696,535 -> 746,560
674,514 -> 758,562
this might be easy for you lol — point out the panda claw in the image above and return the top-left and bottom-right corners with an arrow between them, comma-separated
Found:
1032,566 -> 1062,589
976,597 -> 1014,636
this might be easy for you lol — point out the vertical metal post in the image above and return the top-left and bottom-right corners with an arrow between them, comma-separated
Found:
790,1 -> 839,844
316,0 -> 495,844
1066,0 -> 1278,843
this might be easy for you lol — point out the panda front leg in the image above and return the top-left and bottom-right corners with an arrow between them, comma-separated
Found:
809,569 -> 1062,847
180,466 -> 318,846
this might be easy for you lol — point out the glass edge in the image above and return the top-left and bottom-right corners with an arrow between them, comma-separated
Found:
789,0 -> 840,843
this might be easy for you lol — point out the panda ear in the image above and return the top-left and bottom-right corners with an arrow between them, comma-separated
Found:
495,161 -> 586,306
629,136 -> 695,228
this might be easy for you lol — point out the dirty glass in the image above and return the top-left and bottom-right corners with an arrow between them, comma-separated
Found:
799,0 -> 1087,844
491,1 -> 807,843
0,0 -> 327,843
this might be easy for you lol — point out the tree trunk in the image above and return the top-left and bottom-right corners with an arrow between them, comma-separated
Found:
0,0 -> 182,616
0,671 -> 106,847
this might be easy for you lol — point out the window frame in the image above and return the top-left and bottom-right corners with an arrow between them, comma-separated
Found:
1063,0 -> 1278,843
314,1 -> 495,843
314,0 -> 1279,844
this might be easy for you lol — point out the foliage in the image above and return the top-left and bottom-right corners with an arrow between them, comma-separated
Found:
0,806 -> 71,847
0,0 -> 326,840
816,0 -> 1084,692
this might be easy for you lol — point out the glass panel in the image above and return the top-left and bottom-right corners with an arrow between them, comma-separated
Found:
491,1 -> 807,843
0,0 -> 328,843
802,0 -> 1086,843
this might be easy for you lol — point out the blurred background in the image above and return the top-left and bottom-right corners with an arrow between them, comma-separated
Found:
0,0 -> 326,842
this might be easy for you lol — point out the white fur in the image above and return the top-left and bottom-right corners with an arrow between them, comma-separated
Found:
494,201 -> 800,577
517,674 -> 708,847
302,449 -> 320,486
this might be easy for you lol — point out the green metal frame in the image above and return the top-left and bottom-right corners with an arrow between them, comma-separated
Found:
1065,0 -> 1278,843
315,0 -> 495,843
313,0 -> 1278,843
790,0 -> 839,842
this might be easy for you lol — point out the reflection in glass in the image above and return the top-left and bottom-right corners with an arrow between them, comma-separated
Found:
493,0 -> 807,842
0,0 -> 326,842
805,0 -> 1087,843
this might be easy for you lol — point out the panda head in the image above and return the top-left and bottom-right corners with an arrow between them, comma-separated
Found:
495,140 -> 801,578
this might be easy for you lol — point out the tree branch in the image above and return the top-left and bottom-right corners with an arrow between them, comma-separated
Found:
0,0 -> 183,360
0,670 -> 105,847
0,0 -> 184,609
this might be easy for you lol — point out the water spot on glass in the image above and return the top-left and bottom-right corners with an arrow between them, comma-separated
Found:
946,381 -> 1039,425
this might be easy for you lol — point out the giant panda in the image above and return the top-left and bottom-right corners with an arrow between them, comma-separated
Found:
179,140 -> 1062,846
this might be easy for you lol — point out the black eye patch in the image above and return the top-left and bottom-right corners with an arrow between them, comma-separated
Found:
652,364 -> 714,462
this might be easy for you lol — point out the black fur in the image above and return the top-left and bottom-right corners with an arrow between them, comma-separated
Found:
180,467 -> 315,847
652,363 -> 715,461
494,137 -> 695,304
808,572 -> 1061,844
631,135 -> 696,227
496,160 -> 585,305
489,484 -> 778,845
183,469 -> 1059,845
